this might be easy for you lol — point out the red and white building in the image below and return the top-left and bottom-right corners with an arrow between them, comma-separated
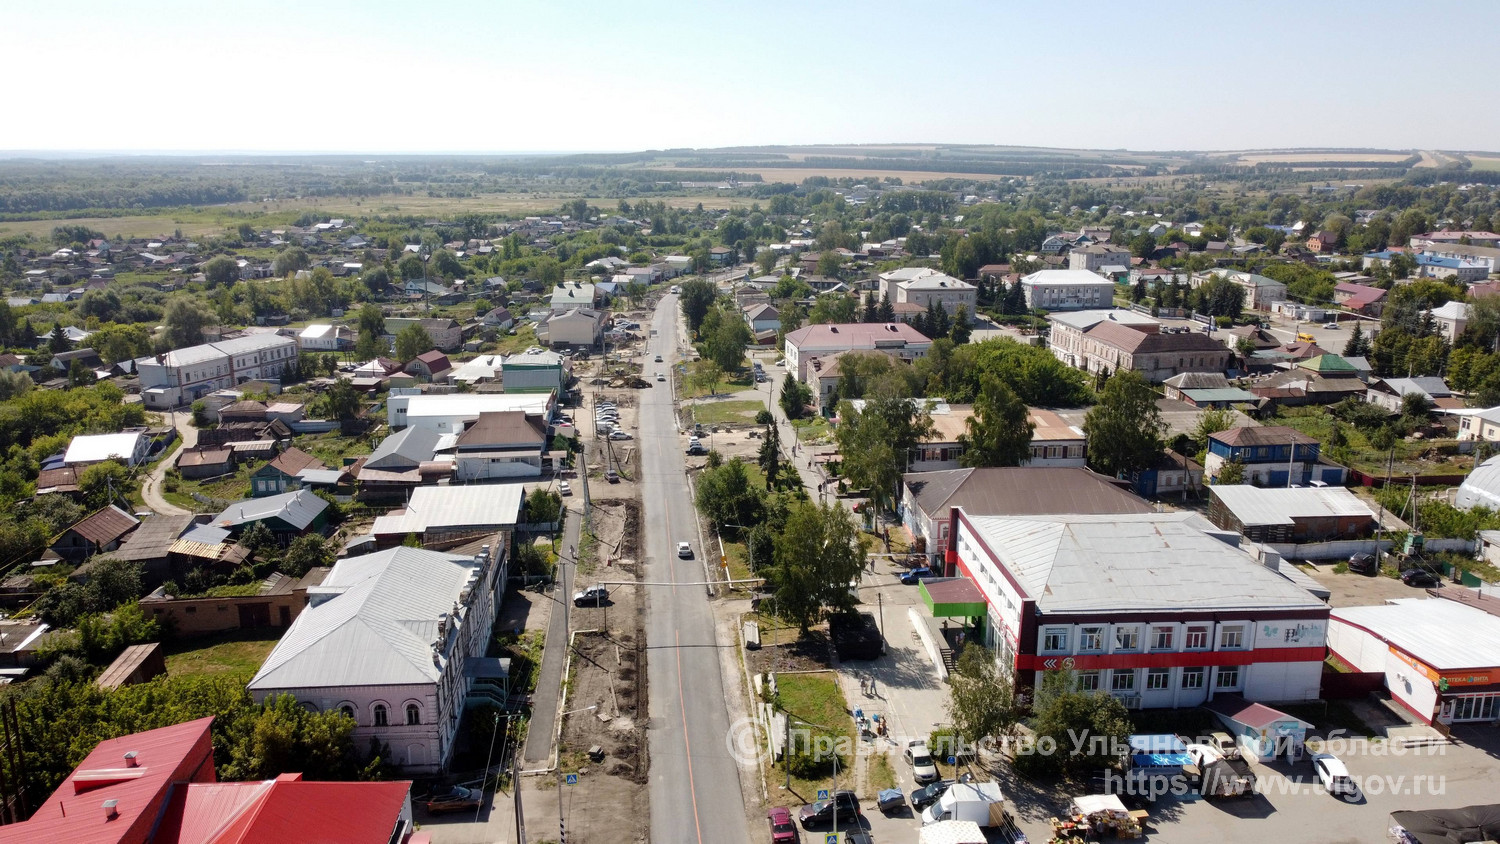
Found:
946,509 -> 1329,709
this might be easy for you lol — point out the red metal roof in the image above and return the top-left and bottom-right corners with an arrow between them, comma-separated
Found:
155,773 -> 411,844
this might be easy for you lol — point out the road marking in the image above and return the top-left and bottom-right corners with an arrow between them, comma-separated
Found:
676,628 -> 704,844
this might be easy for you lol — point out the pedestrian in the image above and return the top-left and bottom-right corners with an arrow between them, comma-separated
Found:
858,676 -> 867,696
868,676 -> 877,698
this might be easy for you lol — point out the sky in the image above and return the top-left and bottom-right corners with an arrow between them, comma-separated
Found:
4,0 -> 1498,155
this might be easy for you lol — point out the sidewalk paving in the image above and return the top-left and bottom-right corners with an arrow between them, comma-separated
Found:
521,501 -> 583,764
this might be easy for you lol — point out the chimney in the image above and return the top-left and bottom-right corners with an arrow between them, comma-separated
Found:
123,751 -> 138,768
102,799 -> 119,820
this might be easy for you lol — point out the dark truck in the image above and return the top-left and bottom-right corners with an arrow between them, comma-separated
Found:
1185,743 -> 1256,798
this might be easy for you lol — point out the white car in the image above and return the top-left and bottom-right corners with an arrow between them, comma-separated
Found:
655,354 -> 663,363
657,372 -> 665,381
609,430 -> 632,440
677,542 -> 692,558
904,740 -> 938,784
1311,752 -> 1356,797
559,481 -> 571,495
1322,322 -> 1339,329
774,359 -> 786,367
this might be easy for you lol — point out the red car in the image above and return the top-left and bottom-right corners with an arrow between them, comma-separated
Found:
767,806 -> 798,843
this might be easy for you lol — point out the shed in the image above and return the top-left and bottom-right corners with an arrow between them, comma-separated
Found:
1203,695 -> 1311,760
95,642 -> 167,691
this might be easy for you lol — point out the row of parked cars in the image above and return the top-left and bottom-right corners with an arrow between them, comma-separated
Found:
1346,552 -> 1444,587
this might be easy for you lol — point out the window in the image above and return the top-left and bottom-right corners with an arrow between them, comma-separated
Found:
1147,668 -> 1171,691
1111,670 -> 1136,692
1151,626 -> 1173,651
373,704 -> 389,727
406,704 -> 421,725
1079,626 -> 1104,652
1220,625 -> 1244,650
1185,626 -> 1209,650
1216,666 -> 1241,689
1043,627 -> 1069,652
1181,668 -> 1205,690
340,705 -> 356,720
1114,626 -> 1140,652
1078,670 -> 1101,692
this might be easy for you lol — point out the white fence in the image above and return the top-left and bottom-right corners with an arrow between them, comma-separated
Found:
1269,537 -> 1476,561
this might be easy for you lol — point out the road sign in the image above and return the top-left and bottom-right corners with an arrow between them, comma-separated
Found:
947,756 -> 956,765
565,773 -> 579,785
816,789 -> 829,800
825,835 -> 839,844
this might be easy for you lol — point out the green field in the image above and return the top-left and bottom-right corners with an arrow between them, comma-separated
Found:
163,630 -> 281,678
688,399 -> 765,426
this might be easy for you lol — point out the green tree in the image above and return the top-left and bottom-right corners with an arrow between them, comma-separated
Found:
808,293 -> 857,325
280,534 -> 332,577
1016,670 -> 1132,777
397,253 -> 426,281
202,255 -> 240,288
694,458 -> 765,531
162,298 -> 213,349
946,642 -> 1016,751
323,378 -> 363,423
767,499 -> 867,630
679,279 -> 718,334
958,374 -> 1034,467
272,247 -> 309,277
698,303 -> 751,371
355,303 -> 386,360
758,423 -> 782,490
77,460 -> 131,509
429,249 -> 462,279
689,359 -> 723,396
394,323 -> 432,363
1214,459 -> 1246,485
525,487 -> 562,525
816,251 -> 844,279
949,305 -> 972,344
1083,370 -> 1165,477
1191,407 -> 1234,454
780,373 -> 811,420
47,321 -> 72,355
834,397 -> 934,518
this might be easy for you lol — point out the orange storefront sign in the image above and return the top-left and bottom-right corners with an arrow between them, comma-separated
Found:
1390,646 -> 1493,688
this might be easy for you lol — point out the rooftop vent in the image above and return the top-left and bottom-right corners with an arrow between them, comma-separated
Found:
103,799 -> 119,820
123,751 -> 138,768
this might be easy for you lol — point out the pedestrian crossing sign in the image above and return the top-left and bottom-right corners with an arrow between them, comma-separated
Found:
816,789 -> 829,800
565,773 -> 578,785
825,835 -> 839,844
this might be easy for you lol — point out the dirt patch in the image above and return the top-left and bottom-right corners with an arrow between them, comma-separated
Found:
744,622 -> 834,674
586,498 -> 641,568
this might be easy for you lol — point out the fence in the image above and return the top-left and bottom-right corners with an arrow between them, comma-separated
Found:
289,420 -> 340,434
1266,537 -> 1475,561
1320,669 -> 1386,700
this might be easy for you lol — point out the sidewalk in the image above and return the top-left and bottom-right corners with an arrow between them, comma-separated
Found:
521,501 -> 583,764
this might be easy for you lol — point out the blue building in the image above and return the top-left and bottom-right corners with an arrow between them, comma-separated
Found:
1204,425 -> 1345,487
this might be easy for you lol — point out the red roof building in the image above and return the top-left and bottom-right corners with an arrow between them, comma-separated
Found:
0,718 -> 413,844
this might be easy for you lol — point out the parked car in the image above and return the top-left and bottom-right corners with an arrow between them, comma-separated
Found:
609,430 -> 632,440
842,831 -> 874,844
905,740 -> 939,784
559,481 -> 571,496
798,790 -> 859,829
573,585 -> 609,607
1347,553 -> 1377,575
875,788 -> 906,814
766,807 -> 798,843
1312,752 -> 1357,797
424,785 -> 481,814
677,541 -> 693,558
775,359 -> 786,367
900,566 -> 936,585
909,779 -> 954,810
1401,568 -> 1441,588
605,469 -> 619,483
686,443 -> 708,455
1323,321 -> 1339,329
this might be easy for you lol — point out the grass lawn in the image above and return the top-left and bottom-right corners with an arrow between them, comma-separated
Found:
774,671 -> 858,800
682,369 -> 755,399
689,399 -> 765,427
488,323 -> 539,355
722,540 -> 754,588
790,416 -> 831,442
1275,407 -> 1472,479
163,630 -> 282,678
867,751 -> 897,793
297,431 -> 375,467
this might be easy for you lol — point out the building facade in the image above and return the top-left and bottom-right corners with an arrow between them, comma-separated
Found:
1019,270 -> 1117,310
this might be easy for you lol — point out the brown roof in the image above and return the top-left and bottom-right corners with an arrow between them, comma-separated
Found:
1209,425 -> 1319,448
36,466 -> 80,493
220,400 -> 268,415
1083,320 -> 1227,354
414,350 -> 450,370
267,446 -> 325,476
111,514 -> 194,562
178,446 -> 234,468
902,467 -> 1153,520
65,505 -> 140,546
96,642 -> 163,691
456,411 -> 548,446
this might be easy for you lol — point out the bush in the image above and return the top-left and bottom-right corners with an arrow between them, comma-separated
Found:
755,409 -> 774,425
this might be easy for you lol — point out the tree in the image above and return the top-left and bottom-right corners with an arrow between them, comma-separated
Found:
162,298 -> 213,349
47,321 -> 72,355
361,267 -> 391,297
1214,459 -> 1246,485
958,374 -> 1034,467
689,359 -> 723,396
758,423 -> 781,489
698,304 -> 751,371
202,256 -> 239,288
949,305 -> 972,345
946,643 -> 1016,751
394,324 -> 432,363
323,378 -> 363,424
429,249 -> 462,279
679,279 -> 718,334
355,303 -> 387,359
780,372 -> 811,420
76,289 -> 122,322
1083,370 -> 1165,477
1016,670 -> 1132,777
0,369 -> 31,401
694,458 -> 764,531
78,460 -> 131,509
755,249 -> 778,276
816,251 -> 844,279
525,488 -> 563,525
808,293 -> 857,325
767,499 -> 867,630
397,253 -> 426,281
272,247 -> 309,277
834,397 -> 934,518
1190,407 -> 1234,454
280,534 -> 332,577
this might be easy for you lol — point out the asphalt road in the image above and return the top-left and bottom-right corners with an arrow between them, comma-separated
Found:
640,292 -> 752,844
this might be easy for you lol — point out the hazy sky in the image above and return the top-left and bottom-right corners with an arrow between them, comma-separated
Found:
5,0 -> 1497,154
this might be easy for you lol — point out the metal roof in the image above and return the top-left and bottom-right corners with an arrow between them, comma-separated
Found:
1209,486 -> 1375,527
213,489 -> 328,531
366,426 -> 443,469
370,484 -> 524,536
962,511 -> 1328,613
1331,599 -> 1500,670
905,467 -> 1152,521
63,431 -> 145,465
248,547 -> 481,690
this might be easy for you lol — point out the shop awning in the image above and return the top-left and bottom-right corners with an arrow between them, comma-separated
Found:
920,578 -> 987,618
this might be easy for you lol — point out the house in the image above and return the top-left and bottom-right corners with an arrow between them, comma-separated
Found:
1426,300 -> 1472,344
405,350 -> 452,382
50,505 -> 140,563
1448,406 -> 1500,442
1307,231 -> 1339,253
1329,597 -> 1500,726
708,246 -> 734,265
387,392 -> 555,433
453,411 -> 550,480
1246,357 -> 1366,406
1332,282 -> 1386,315
1365,376 -> 1457,413
250,546 -> 504,772
1131,449 -> 1205,499
538,307 -> 604,347
1027,408 -> 1089,467
1018,270 -> 1116,310
1208,486 -> 1376,543
217,400 -> 268,424
1075,320 -> 1232,382
0,717 -> 414,844
502,350 -> 568,394
481,306 -> 515,329
177,445 -> 235,479
50,347 -> 104,372
105,513 -> 195,586
878,268 -> 977,318
35,325 -> 92,345
744,303 -> 781,334
1067,243 -> 1132,274
1047,309 -> 1160,369
210,489 -> 329,543
1409,230 -> 1500,248
96,642 -> 168,691
385,317 -> 464,352
357,426 -> 447,499
403,278 -> 454,300
251,447 -> 327,497
298,323 -> 352,351
370,485 -> 525,546
449,353 -> 505,385
899,466 -> 1150,565
1416,253 -> 1490,283
783,322 -> 932,382
1418,242 -> 1500,274
1205,425 -> 1345,487
1161,372 -> 1256,408
64,431 -> 151,468
35,465 -> 81,496
1192,269 -> 1288,311
142,567 -> 328,637
549,281 -> 598,312
137,334 -> 299,409
947,509 -> 1329,709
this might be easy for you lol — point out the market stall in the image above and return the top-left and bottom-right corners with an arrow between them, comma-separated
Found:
1049,794 -> 1145,841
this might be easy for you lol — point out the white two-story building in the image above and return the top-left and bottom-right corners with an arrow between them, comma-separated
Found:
137,333 -> 299,409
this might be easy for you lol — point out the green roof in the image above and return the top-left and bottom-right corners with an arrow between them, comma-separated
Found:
1297,354 -> 1356,374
